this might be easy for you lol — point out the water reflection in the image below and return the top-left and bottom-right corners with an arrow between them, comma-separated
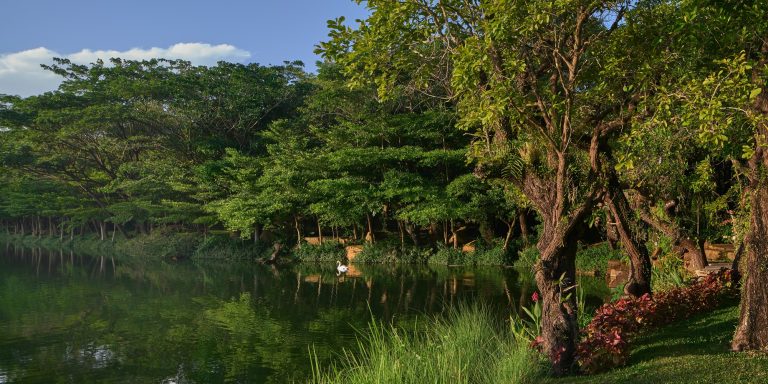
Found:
0,245 -> 608,383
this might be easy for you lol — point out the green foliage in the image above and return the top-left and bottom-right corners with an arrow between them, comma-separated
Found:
354,241 -> 431,264
514,247 -> 540,274
472,239 -> 516,266
311,305 -> 543,384
428,244 -> 468,266
575,243 -> 624,274
193,234 -> 269,260
292,242 -> 345,263
651,253 -> 689,292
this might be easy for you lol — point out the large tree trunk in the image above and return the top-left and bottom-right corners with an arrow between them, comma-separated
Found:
535,219 -> 580,375
732,171 -> 768,351
605,183 -> 652,297
733,42 -> 768,351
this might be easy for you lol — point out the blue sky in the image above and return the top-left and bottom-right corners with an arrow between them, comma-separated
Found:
0,0 -> 369,96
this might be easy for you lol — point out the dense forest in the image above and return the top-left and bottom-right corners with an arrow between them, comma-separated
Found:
1,0 -> 767,376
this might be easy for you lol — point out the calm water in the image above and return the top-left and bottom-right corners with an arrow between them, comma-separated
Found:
0,243 -> 608,383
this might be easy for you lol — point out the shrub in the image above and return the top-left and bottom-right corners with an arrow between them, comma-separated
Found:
513,247 -> 539,272
575,243 -> 624,274
293,241 -> 345,262
353,240 -> 430,263
119,230 -> 201,259
473,239 -> 516,266
192,234 -> 268,260
428,243 -> 467,265
576,269 -> 737,374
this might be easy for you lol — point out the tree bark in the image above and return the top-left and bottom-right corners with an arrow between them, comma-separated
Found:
605,183 -> 652,297
294,216 -> 302,249
535,218 -> 581,375
366,213 -> 375,243
503,219 -> 515,251
450,219 -> 458,249
519,211 -> 530,247
732,173 -> 768,351
633,195 -> 708,270
405,222 -> 419,246
733,39 -> 768,351
317,219 -> 323,245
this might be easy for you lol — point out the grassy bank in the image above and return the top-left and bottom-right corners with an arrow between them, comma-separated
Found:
547,304 -> 768,384
310,305 -> 543,384
312,303 -> 767,384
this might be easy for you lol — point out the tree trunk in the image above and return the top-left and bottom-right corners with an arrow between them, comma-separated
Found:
732,174 -> 768,351
633,195 -> 708,271
535,220 -> 580,375
733,41 -> 768,351
405,222 -> 419,246
317,219 -> 323,245
519,211 -> 530,247
731,241 -> 745,284
295,216 -> 302,249
450,219 -> 458,249
366,213 -> 375,243
605,183 -> 652,297
503,219 -> 515,250
254,225 -> 260,245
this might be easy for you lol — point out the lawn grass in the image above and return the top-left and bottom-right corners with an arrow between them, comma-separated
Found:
544,304 -> 768,384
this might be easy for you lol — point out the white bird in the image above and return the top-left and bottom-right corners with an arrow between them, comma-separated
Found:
336,261 -> 349,274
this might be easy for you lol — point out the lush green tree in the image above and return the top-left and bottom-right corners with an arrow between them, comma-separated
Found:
318,0 -> 656,372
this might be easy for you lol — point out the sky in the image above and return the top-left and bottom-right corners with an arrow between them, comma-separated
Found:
0,0 -> 370,97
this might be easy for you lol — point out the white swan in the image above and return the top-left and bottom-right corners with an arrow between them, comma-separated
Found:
336,261 -> 349,274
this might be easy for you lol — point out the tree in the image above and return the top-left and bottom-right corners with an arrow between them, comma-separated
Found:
319,0 -> 653,373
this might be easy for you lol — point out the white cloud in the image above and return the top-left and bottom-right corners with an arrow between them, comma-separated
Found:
0,43 -> 251,97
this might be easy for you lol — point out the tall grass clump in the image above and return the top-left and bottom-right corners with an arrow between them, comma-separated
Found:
311,305 -> 542,384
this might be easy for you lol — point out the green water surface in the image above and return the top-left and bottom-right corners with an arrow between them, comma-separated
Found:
0,243 -> 608,383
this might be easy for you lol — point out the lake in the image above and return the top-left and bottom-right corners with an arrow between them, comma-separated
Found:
0,243 -> 608,383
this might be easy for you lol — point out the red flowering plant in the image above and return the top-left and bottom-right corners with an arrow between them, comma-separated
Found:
576,269 -> 737,374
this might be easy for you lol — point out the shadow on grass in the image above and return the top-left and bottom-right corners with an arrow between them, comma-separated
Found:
630,307 -> 737,363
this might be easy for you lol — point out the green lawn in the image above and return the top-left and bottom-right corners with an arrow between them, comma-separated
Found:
544,304 -> 768,384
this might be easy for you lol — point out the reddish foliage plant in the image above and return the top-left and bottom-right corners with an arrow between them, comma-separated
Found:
576,269 -> 737,374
